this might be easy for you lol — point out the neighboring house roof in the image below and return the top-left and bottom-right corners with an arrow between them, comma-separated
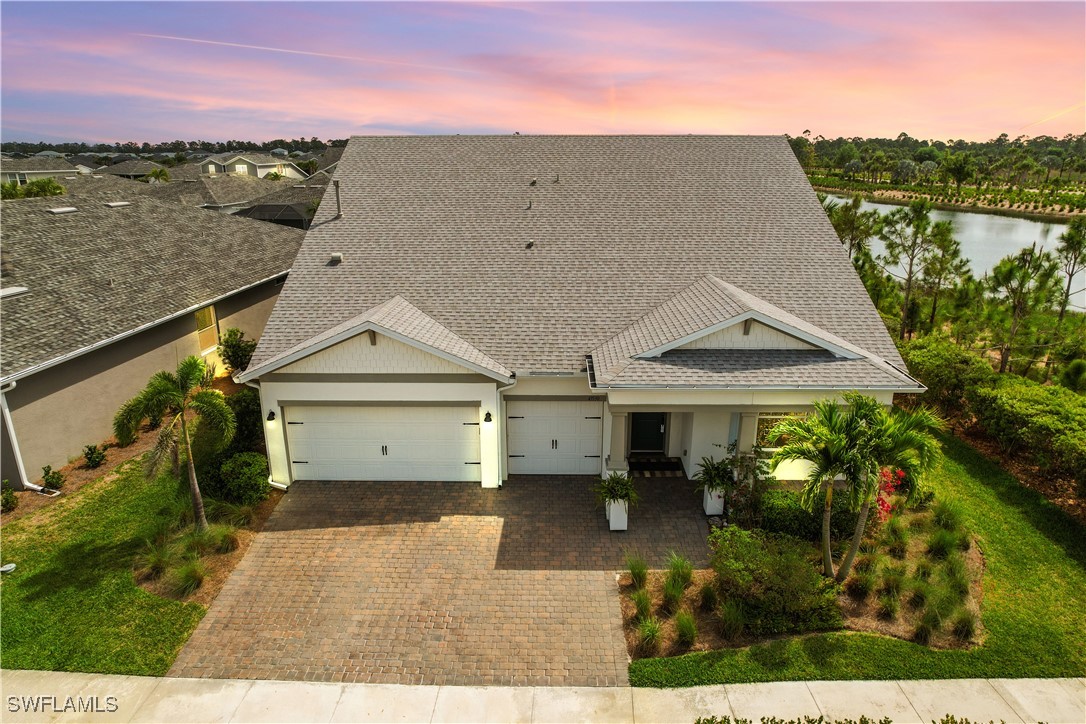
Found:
0,195 -> 305,381
137,174 -> 296,208
241,295 -> 512,382
102,159 -> 165,176
236,181 -> 327,207
1,158 -> 77,173
33,150 -> 65,158
270,148 -> 289,156
246,135 -> 913,390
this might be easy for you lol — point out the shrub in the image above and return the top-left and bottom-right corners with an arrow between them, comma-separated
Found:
853,552 -> 880,574
665,551 -> 693,589
877,592 -> 900,620
662,576 -> 685,615
941,554 -> 970,602
226,388 -> 265,454
709,526 -> 842,635
675,611 -> 698,647
83,444 -> 106,469
40,465 -> 65,490
169,559 -> 207,597
758,489 -> 861,541
899,334 -> 995,414
699,582 -> 718,612
217,328 -> 258,374
927,528 -> 957,560
879,564 -> 907,599
182,524 -> 238,556
1,481 -> 17,514
844,570 -> 876,601
218,452 -> 271,506
135,538 -> 176,581
932,498 -> 965,532
717,599 -> 746,641
637,616 -> 662,652
630,588 -> 652,621
205,499 -> 254,527
907,580 -> 931,610
625,552 -> 648,589
952,609 -> 977,642
882,517 -> 909,559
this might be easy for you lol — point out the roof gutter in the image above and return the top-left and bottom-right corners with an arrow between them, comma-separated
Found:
0,270 -> 290,386
590,383 -> 925,392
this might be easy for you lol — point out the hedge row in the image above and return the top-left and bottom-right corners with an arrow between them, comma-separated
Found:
901,336 -> 1086,492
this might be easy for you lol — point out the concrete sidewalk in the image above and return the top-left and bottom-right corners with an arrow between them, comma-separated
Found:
1,670 -> 1082,723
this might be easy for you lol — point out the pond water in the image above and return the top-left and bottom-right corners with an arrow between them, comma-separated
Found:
828,195 -> 1082,310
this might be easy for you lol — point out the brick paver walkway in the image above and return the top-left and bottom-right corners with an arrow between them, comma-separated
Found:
169,476 -> 710,687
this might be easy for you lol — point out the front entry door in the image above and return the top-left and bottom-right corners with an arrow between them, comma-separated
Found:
630,412 -> 666,452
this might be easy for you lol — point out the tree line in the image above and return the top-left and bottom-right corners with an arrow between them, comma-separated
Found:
824,195 -> 1085,380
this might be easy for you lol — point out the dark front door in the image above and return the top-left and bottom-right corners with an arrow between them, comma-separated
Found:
630,412 -> 666,452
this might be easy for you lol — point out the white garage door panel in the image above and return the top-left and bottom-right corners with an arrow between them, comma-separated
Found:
285,405 -> 480,482
507,400 -> 603,475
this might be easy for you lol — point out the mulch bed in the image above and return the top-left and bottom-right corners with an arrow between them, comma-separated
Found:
953,421 -> 1085,527
619,569 -> 736,659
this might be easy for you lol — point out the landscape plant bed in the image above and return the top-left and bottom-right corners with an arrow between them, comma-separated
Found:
619,568 -> 731,658
629,434 -> 1086,685
137,488 -> 282,607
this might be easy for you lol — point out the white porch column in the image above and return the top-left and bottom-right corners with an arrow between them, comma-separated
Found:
607,411 -> 629,473
479,386 -> 501,488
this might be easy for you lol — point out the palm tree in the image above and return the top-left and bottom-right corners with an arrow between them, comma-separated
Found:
146,168 -> 170,183
835,403 -> 943,582
114,356 -> 235,531
769,400 -> 868,577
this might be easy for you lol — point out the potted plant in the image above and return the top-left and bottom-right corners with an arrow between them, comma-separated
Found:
694,455 -> 735,516
595,471 -> 639,531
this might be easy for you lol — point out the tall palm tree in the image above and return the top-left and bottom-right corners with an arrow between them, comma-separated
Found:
835,404 -> 944,582
114,356 -> 235,531
769,399 -> 869,577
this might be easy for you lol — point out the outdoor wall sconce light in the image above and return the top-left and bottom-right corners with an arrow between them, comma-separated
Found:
483,411 -> 493,423
266,410 -> 276,422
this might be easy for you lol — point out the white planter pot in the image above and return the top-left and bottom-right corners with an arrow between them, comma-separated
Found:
607,500 -> 628,531
703,486 -> 726,516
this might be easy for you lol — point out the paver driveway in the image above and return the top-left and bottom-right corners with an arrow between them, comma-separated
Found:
169,477 -> 710,686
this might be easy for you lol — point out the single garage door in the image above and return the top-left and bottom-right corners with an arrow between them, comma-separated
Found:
285,405 -> 481,482
507,400 -> 603,475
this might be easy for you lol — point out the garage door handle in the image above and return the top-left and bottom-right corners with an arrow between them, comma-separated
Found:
585,416 -> 602,419
509,416 -> 524,419
464,461 -> 481,465
287,421 -> 303,425
509,455 -> 525,458
462,422 -> 480,426
292,460 -> 309,464
584,455 -> 600,458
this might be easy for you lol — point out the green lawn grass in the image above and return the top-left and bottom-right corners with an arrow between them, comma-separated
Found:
629,434 -> 1086,686
0,460 -> 205,675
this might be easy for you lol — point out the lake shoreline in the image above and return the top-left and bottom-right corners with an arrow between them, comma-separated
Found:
814,185 -> 1080,225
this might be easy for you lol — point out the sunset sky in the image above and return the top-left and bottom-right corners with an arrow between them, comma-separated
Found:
1,1 -> 1082,144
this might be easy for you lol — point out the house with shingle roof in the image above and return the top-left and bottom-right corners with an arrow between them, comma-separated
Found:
102,158 -> 166,180
236,135 -> 922,490
202,152 -> 306,180
1,157 -> 78,185
232,179 -> 328,229
0,194 -> 305,489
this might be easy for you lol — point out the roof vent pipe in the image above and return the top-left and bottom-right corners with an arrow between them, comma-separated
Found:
333,179 -> 342,219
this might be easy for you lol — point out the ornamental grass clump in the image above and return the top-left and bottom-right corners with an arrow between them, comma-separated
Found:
665,551 -> 694,589
169,558 -> 207,597
844,569 -> 877,601
941,553 -> 971,602
717,599 -> 746,642
699,582 -> 718,612
882,517 -> 909,559
675,611 -> 698,648
135,538 -> 176,582
662,576 -> 685,615
879,563 -> 907,599
630,588 -> 652,622
932,498 -> 965,532
877,592 -> 900,621
927,528 -> 957,560
625,552 -> 648,590
638,616 -> 662,653
952,609 -> 977,642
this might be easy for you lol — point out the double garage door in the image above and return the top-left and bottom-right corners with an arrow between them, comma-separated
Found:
285,405 -> 482,482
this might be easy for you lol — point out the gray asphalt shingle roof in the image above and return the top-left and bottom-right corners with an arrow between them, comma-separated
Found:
102,159 -> 164,176
248,135 -> 911,389
1,158 -> 77,173
0,195 -> 305,380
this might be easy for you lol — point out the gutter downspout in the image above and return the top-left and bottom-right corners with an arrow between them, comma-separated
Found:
242,378 -> 289,492
0,382 -> 41,492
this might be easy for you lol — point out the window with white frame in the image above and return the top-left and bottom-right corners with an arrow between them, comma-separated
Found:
234,163 -> 248,174
755,412 -> 808,450
194,305 -> 219,353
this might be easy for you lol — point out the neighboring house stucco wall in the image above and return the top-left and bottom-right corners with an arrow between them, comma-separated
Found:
1,280 -> 282,487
